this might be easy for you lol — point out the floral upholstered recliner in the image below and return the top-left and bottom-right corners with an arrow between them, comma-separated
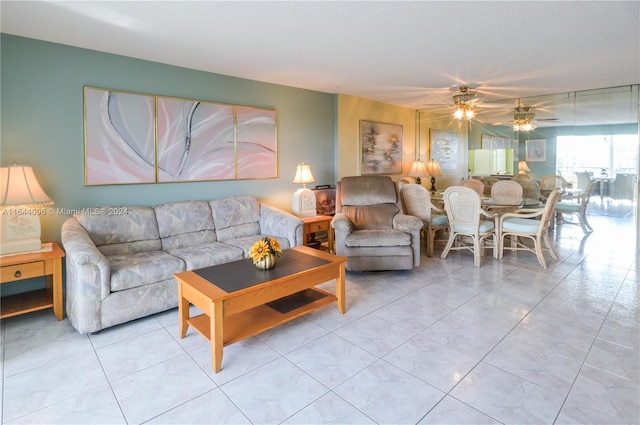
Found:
61,196 -> 302,333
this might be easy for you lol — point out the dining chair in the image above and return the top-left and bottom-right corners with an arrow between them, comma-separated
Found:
555,179 -> 596,234
441,186 -> 498,267
512,175 -> 542,203
498,188 -> 562,268
397,177 -> 414,192
460,178 -> 485,196
486,181 -> 523,214
400,183 -> 449,257
540,175 -> 567,199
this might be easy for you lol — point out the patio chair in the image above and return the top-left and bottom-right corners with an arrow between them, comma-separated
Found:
607,173 -> 636,203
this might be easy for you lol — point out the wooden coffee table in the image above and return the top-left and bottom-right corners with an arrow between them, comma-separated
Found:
174,245 -> 347,372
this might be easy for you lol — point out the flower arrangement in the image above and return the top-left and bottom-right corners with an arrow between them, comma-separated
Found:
248,237 -> 282,265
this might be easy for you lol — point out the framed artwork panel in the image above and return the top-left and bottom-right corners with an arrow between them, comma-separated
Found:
157,96 -> 235,182
360,120 -> 403,175
430,128 -> 458,172
85,86 -> 278,185
526,139 -> 546,162
236,106 -> 278,179
84,87 -> 156,185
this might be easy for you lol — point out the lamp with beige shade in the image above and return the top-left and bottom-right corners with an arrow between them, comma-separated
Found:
0,164 -> 53,255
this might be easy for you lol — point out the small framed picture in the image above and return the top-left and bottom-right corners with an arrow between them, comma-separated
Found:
526,139 -> 546,162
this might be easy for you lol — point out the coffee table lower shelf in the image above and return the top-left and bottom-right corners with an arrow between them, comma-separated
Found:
187,288 -> 336,347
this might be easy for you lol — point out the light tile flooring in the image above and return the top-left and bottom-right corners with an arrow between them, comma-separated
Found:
1,203 -> 638,424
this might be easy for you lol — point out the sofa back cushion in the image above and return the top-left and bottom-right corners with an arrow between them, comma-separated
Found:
155,201 -> 216,251
76,206 -> 161,256
209,196 -> 261,241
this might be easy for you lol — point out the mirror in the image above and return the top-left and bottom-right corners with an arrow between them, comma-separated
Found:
468,85 -> 639,179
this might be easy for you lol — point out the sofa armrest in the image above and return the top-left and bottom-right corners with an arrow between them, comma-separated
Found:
259,204 -> 304,247
61,217 -> 111,334
331,213 -> 353,257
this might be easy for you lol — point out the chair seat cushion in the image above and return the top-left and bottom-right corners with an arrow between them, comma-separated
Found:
502,217 -> 540,233
109,251 -> 185,292
452,220 -> 494,233
431,214 -> 449,226
555,202 -> 581,212
345,229 -> 411,247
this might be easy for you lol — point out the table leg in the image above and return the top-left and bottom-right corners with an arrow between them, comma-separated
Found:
211,300 -> 224,372
178,282 -> 189,338
51,258 -> 63,320
336,264 -> 346,314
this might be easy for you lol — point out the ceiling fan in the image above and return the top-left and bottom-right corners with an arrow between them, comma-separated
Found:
490,106 -> 560,130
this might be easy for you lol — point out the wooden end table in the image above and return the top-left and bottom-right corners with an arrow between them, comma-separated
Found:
174,245 -> 346,372
0,242 -> 65,320
302,215 -> 334,252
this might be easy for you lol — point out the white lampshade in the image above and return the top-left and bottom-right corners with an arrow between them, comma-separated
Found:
424,160 -> 443,193
408,160 -> 429,185
424,160 -> 443,177
1,165 -> 53,207
292,163 -> 316,217
292,162 -> 315,187
518,161 -> 531,174
1,164 -> 53,255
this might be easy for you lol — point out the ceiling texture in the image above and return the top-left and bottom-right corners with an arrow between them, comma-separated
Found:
2,1 -> 639,126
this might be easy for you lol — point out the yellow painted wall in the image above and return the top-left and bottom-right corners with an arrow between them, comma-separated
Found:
336,94 -> 416,181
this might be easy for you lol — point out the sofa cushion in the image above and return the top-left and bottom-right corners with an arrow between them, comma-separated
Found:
155,201 -> 217,251
167,242 -> 244,270
109,251 -> 185,292
210,196 -> 261,241
345,229 -> 411,247
223,235 -> 291,257
76,206 -> 162,256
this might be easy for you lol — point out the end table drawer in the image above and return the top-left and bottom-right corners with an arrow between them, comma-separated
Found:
1,261 -> 45,283
307,221 -> 329,233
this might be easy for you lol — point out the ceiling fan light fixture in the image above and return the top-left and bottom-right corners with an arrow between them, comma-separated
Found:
514,107 -> 536,131
452,86 -> 476,121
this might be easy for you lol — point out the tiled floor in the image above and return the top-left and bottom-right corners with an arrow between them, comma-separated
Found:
2,200 -> 638,424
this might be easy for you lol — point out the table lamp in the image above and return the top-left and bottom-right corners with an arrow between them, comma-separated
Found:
292,162 -> 316,217
408,160 -> 429,185
1,164 -> 53,255
518,161 -> 531,176
424,159 -> 443,193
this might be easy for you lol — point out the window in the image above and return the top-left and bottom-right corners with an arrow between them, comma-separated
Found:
556,134 -> 638,183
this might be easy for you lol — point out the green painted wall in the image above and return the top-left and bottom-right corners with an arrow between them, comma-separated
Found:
1,34 -> 336,245
1,34 -> 336,296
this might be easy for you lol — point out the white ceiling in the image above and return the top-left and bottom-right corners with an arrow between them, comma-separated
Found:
2,1 -> 639,124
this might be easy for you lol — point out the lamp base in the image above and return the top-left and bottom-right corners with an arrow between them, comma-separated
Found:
430,177 -> 437,193
292,188 -> 317,218
0,213 -> 43,255
415,177 -> 422,185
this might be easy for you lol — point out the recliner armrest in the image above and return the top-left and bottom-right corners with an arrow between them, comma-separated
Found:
393,213 -> 423,231
331,213 -> 353,233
